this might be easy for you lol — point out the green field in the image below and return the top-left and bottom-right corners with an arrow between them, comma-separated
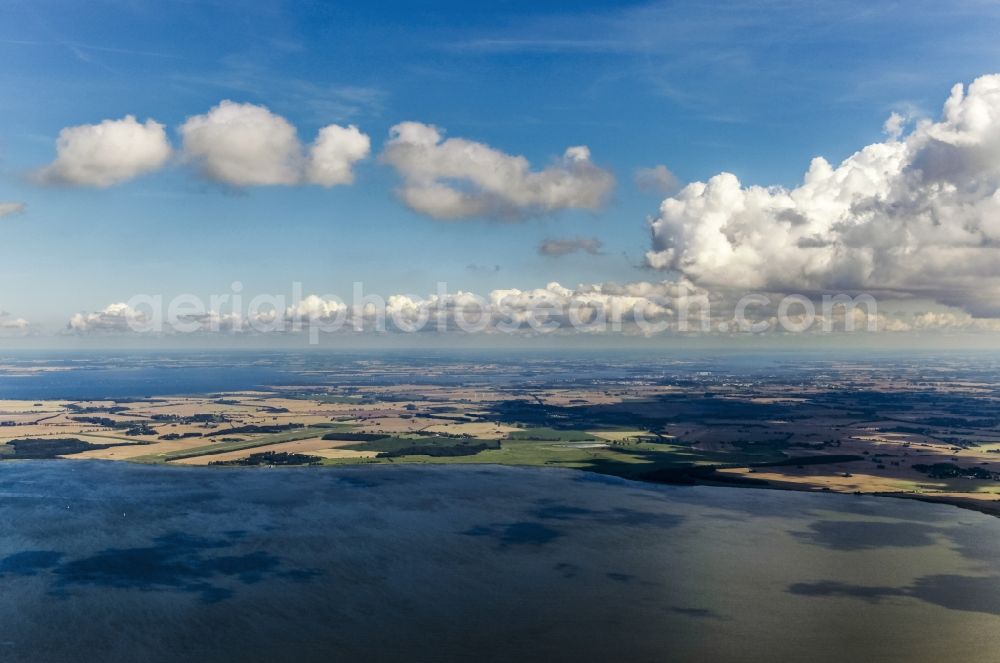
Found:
321,432 -> 791,482
120,415 -> 821,486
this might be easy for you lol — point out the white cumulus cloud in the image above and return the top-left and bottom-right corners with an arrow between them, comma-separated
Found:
306,124 -> 372,187
381,122 -> 615,220
0,312 -> 29,334
37,116 -> 172,187
68,303 -> 149,334
180,100 -> 370,187
646,74 -> 1000,316
69,281 -> 1000,337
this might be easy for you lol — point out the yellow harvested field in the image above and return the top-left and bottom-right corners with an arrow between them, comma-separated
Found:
0,400 -> 70,412
309,448 -> 379,459
171,437 -> 374,465
66,438 -> 207,460
589,430 -> 656,441
718,467 -> 934,493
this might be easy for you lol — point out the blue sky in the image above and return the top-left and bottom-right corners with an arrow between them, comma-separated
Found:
2,0 -> 1000,335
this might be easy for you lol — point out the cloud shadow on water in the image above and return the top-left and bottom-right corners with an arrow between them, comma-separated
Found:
461,521 -> 563,548
531,499 -> 685,529
788,580 -> 907,604
669,606 -> 728,620
0,532 -> 320,604
791,520 -> 942,551
789,574 -> 1000,616
0,550 -> 64,576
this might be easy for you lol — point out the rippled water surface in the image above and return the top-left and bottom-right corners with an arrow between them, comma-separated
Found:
1,462 -> 999,662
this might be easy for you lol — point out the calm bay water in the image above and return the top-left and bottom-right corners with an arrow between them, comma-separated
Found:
0,365 -> 296,400
1,462 -> 999,662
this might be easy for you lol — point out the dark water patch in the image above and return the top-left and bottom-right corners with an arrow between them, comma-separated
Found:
701,512 -> 745,522
604,507 -> 684,528
554,562 -> 580,578
910,575 -> 1000,616
937,522 -> 1000,563
532,503 -> 598,520
334,474 -> 387,489
0,551 -> 63,576
530,500 -> 684,529
0,532 -> 319,604
792,520 -> 942,551
461,521 -> 563,547
670,607 -> 727,620
606,572 -> 634,583
239,492 -> 310,509
788,581 -> 907,604
790,575 -> 1000,617
571,471 -> 631,487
